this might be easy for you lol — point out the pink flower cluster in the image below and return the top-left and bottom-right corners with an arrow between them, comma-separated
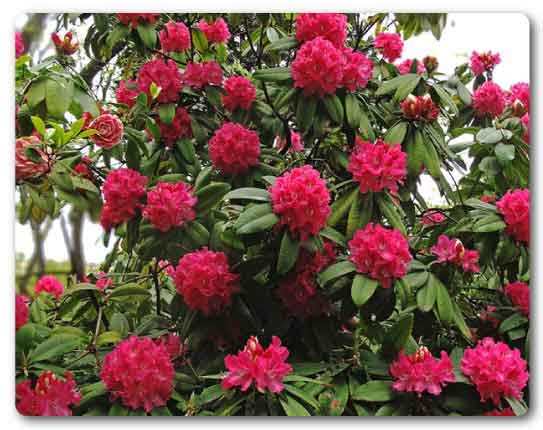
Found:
137,58 -> 182,103
89,113 -> 124,149
16,294 -> 29,330
270,165 -> 331,240
208,122 -> 260,175
51,32 -> 79,55
342,48 -> 375,91
496,189 -> 530,244
347,138 -> 407,193
374,33 -> 404,62
117,13 -> 160,28
100,336 -> 175,412
390,347 -> 455,396
16,371 -> 81,416
295,13 -> 347,47
198,18 -> 230,44
173,248 -> 239,315
222,76 -> 256,111
182,61 -> 223,89
159,21 -> 190,53
274,130 -> 304,153
276,242 -> 336,319
95,271 -> 113,291
15,136 -> 50,181
473,81 -> 506,118
470,51 -> 501,76
400,94 -> 439,122
34,275 -> 64,300
15,32 -> 25,58
142,181 -> 197,232
115,79 -> 140,108
100,168 -> 148,230
155,106 -> 192,145
421,210 -> 446,226
348,223 -> 412,289
461,337 -> 528,405
396,58 -> 425,75
506,82 -> 530,115
430,235 -> 480,273
504,281 -> 529,317
222,336 -> 292,393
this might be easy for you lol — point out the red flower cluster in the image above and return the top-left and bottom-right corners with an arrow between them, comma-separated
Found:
270,165 -> 331,240
159,21 -> 190,53
342,48 -> 374,91
506,82 -> 530,116
374,33 -> 404,62
470,50 -> 501,76
15,32 -> 25,58
89,113 -> 124,149
222,336 -> 292,393
173,248 -> 239,315
208,122 -> 260,175
198,18 -> 231,44
461,337 -> 528,405
295,13 -> 347,47
473,81 -> 506,118
16,294 -> 29,330
100,336 -> 175,412
348,223 -> 412,289
276,242 -> 336,319
222,76 -> 256,111
34,275 -> 64,300
16,371 -> 81,416
421,210 -> 446,226
274,130 -> 304,153
51,32 -> 79,55
430,235 -> 480,273
504,281 -> 529,317
396,58 -> 425,75
484,408 -> 515,416
390,347 -> 455,396
116,79 -> 140,107
137,58 -> 182,103
182,61 -> 223,89
347,138 -> 407,193
100,168 -> 148,230
15,136 -> 50,181
95,271 -> 113,291
400,94 -> 439,122
155,106 -> 192,145
117,13 -> 160,28
496,189 -> 530,244
142,181 -> 197,232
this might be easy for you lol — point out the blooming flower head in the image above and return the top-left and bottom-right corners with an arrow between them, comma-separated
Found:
173,248 -> 239,315
222,76 -> 257,111
117,13 -> 160,28
182,61 -> 223,89
208,122 -> 260,175
137,58 -> 182,103
496,189 -> 530,244
484,408 -> 515,416
461,337 -> 528,405
51,31 -> 79,55
159,21 -> 190,53
15,32 -> 25,58
270,165 -> 331,240
100,336 -> 175,412
292,37 -> 345,97
506,82 -> 530,116
396,58 -> 425,75
222,336 -> 292,393
390,347 -> 455,395
274,130 -> 304,153
115,79 -> 140,108
34,275 -> 64,300
470,51 -> 501,76
521,113 -> 529,143
16,294 -> 29,330
374,32 -> 404,62
16,371 -> 81,416
473,81 -> 506,118
504,281 -> 529,317
155,106 -> 192,145
89,113 -> 124,149
347,138 -> 407,193
295,13 -> 347,47
15,136 -> 50,181
342,48 -> 374,91
430,235 -> 480,273
348,223 -> 412,288
400,94 -> 440,122
142,181 -> 197,232
197,17 -> 230,44
421,210 -> 446,226
95,271 -> 113,291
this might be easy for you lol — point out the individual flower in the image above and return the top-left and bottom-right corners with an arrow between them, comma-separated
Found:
159,21 -> 190,53
295,13 -> 347,47
480,194 -> 496,204
421,210 -> 446,226
470,51 -> 501,76
342,48 -> 374,91
137,58 -> 182,103
506,82 -> 530,115
274,130 -> 304,153
16,294 -> 29,330
182,61 -> 223,89
15,136 -> 50,181
89,113 -> 124,149
208,122 -> 260,175
197,17 -> 230,44
34,275 -> 64,300
159,259 -> 176,277
100,336 -> 175,412
142,181 -> 197,232
422,56 -> 439,73
173,248 -> 239,315
15,32 -> 25,58
504,281 -> 529,317
347,138 -> 407,193
461,337 -> 528,405
222,336 -> 292,393
95,271 -> 113,291
51,31 -> 79,55
117,13 -> 160,28
396,58 -> 425,75
155,106 -> 192,145
430,235 -> 480,273
521,113 -> 529,143
222,76 -> 256,111
390,347 -> 455,396
496,189 -> 530,244
473,81 -> 506,118
115,79 -> 140,108
276,242 -> 336,319
73,156 -> 93,180
16,371 -> 81,416
400,94 -> 440,121
292,37 -> 345,97
270,165 -> 331,240
348,223 -> 412,288
484,408 -> 515,416
374,32 -> 404,62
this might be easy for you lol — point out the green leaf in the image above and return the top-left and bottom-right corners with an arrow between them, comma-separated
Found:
476,127 -> 503,144
421,132 -> 441,178
433,275 -> 454,324
384,122 -> 408,144
236,213 -> 279,235
234,203 -> 273,231
394,74 -> 421,101
464,198 -> 497,212
252,67 -> 292,82
377,194 -> 406,235
416,281 -> 436,312
297,95 -> 317,131
280,395 -> 311,416
108,284 -> 151,301
195,182 -> 231,214
351,381 -> 394,402
224,187 -> 270,202
29,334 -> 83,363
196,384 -> 224,406
192,29 -> 208,52
31,116 -> 46,136
345,93 -> 362,129
472,214 -> 506,233
277,230 -> 300,275
499,313 -> 528,334
158,103 -> 176,125
319,227 -> 346,247
184,221 -> 211,246
505,396 -> 528,416
318,261 -> 356,286
96,331 -> 122,346
265,36 -> 298,52
46,78 -> 74,118
403,271 -> 429,289
136,23 -> 157,49
328,187 -> 358,227
432,84 -> 459,115
109,403 -> 129,416
351,274 -> 379,307
385,313 -> 414,352
456,82 -> 472,105
110,313 -> 130,337
495,143 -> 515,164
283,384 -> 319,409
376,74 -> 418,97
26,79 -> 46,107
322,94 -> 344,124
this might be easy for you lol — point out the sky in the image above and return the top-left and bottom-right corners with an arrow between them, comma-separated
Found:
14,12 -> 530,264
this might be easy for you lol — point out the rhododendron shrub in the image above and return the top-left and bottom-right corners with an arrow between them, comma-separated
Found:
15,12 -> 529,416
